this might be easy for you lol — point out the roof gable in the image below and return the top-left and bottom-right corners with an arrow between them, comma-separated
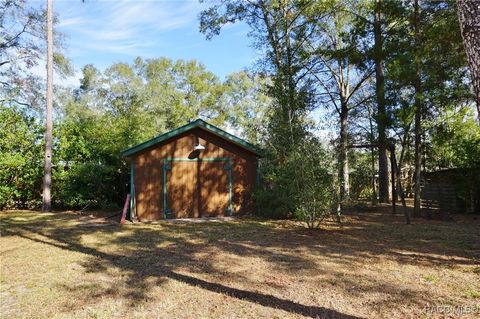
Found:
121,119 -> 262,157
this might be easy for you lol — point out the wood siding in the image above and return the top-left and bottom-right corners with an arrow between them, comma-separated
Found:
421,169 -> 480,214
132,127 -> 257,220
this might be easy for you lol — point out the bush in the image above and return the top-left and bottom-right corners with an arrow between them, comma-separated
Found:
54,162 -> 125,210
349,151 -> 376,201
292,141 -> 336,228
295,197 -> 333,229
255,135 -> 336,227
0,106 -> 43,209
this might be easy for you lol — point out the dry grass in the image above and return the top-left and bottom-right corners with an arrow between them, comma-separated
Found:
0,209 -> 479,319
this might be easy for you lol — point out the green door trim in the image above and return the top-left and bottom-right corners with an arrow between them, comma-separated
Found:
163,157 -> 233,219
130,158 -> 136,221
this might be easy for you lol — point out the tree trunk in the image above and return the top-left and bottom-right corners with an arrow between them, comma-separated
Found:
457,0 -> 480,113
42,0 -> 53,212
413,0 -> 423,217
339,102 -> 350,205
367,103 -> 377,204
374,0 -> 389,203
391,145 -> 410,224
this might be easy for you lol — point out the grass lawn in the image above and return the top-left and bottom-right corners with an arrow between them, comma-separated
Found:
1,209 -> 479,319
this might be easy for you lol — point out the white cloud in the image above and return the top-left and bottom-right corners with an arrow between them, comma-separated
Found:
56,0 -> 202,56
108,0 -> 199,30
57,16 -> 87,28
84,29 -> 135,41
86,40 -> 156,55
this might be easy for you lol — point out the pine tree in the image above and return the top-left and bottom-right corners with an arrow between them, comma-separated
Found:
42,0 -> 53,212
457,0 -> 480,112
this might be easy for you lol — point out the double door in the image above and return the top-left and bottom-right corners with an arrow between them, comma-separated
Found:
163,159 -> 232,218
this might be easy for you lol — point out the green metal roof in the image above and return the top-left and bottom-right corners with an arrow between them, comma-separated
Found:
121,119 -> 262,157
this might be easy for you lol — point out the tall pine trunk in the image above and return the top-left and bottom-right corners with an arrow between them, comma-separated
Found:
339,101 -> 350,205
374,0 -> 389,203
457,0 -> 480,112
367,103 -> 377,204
413,0 -> 423,217
42,0 -> 53,212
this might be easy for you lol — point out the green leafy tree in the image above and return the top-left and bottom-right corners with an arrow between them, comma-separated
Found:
429,105 -> 480,170
385,0 -> 471,216
223,71 -> 272,144
47,57 -> 261,210
0,105 -> 43,209
0,0 -> 72,111
200,0 -> 325,218
305,1 -> 374,209
293,137 -> 336,228
200,0 -> 319,152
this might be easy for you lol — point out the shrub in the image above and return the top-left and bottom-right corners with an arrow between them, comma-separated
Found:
0,106 -> 43,209
255,135 -> 336,227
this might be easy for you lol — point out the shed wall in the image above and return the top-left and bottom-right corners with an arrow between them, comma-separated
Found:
132,128 -> 257,220
422,169 -> 480,214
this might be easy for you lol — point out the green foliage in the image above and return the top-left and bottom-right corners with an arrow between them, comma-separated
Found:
256,136 -> 336,225
52,112 -> 127,209
1,0 -> 477,217
429,106 -> 480,170
0,105 -> 43,209
55,163 -> 120,209
0,57 -> 272,210
349,150 -> 376,201
292,140 -> 336,228
51,58 -> 240,209
223,72 -> 272,144
0,0 -> 72,111
200,0 -> 327,221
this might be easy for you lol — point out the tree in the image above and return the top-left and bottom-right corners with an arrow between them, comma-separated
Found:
42,0 -> 53,211
346,0 -> 393,203
399,1 -> 470,217
1,0 -> 44,110
200,0 -> 321,218
223,71 -> 272,144
0,0 -> 71,211
342,0 -> 470,218
0,0 -> 71,111
457,0 -> 480,112
413,0 -> 422,217
170,59 -> 227,126
429,105 -> 480,170
293,137 -> 335,228
200,0 -> 320,149
0,105 -> 43,209
373,0 -> 390,203
305,3 -> 373,209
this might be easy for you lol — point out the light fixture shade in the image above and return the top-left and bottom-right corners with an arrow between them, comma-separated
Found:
194,143 -> 205,151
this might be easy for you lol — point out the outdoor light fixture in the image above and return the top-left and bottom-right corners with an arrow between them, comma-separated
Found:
193,136 -> 205,151
194,143 -> 205,151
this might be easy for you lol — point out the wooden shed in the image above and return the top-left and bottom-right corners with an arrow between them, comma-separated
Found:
421,168 -> 479,214
121,119 -> 261,221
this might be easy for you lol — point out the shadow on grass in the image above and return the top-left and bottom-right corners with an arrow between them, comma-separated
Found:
1,216 -> 361,319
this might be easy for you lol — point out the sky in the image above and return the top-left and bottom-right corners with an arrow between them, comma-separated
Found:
27,0 -> 328,131
41,0 -> 258,84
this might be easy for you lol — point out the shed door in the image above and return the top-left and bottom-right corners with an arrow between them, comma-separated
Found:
164,160 -> 231,218
165,161 -> 198,218
199,161 -> 229,217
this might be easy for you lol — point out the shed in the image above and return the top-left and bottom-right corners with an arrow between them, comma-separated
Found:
421,168 -> 479,214
121,119 -> 261,220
